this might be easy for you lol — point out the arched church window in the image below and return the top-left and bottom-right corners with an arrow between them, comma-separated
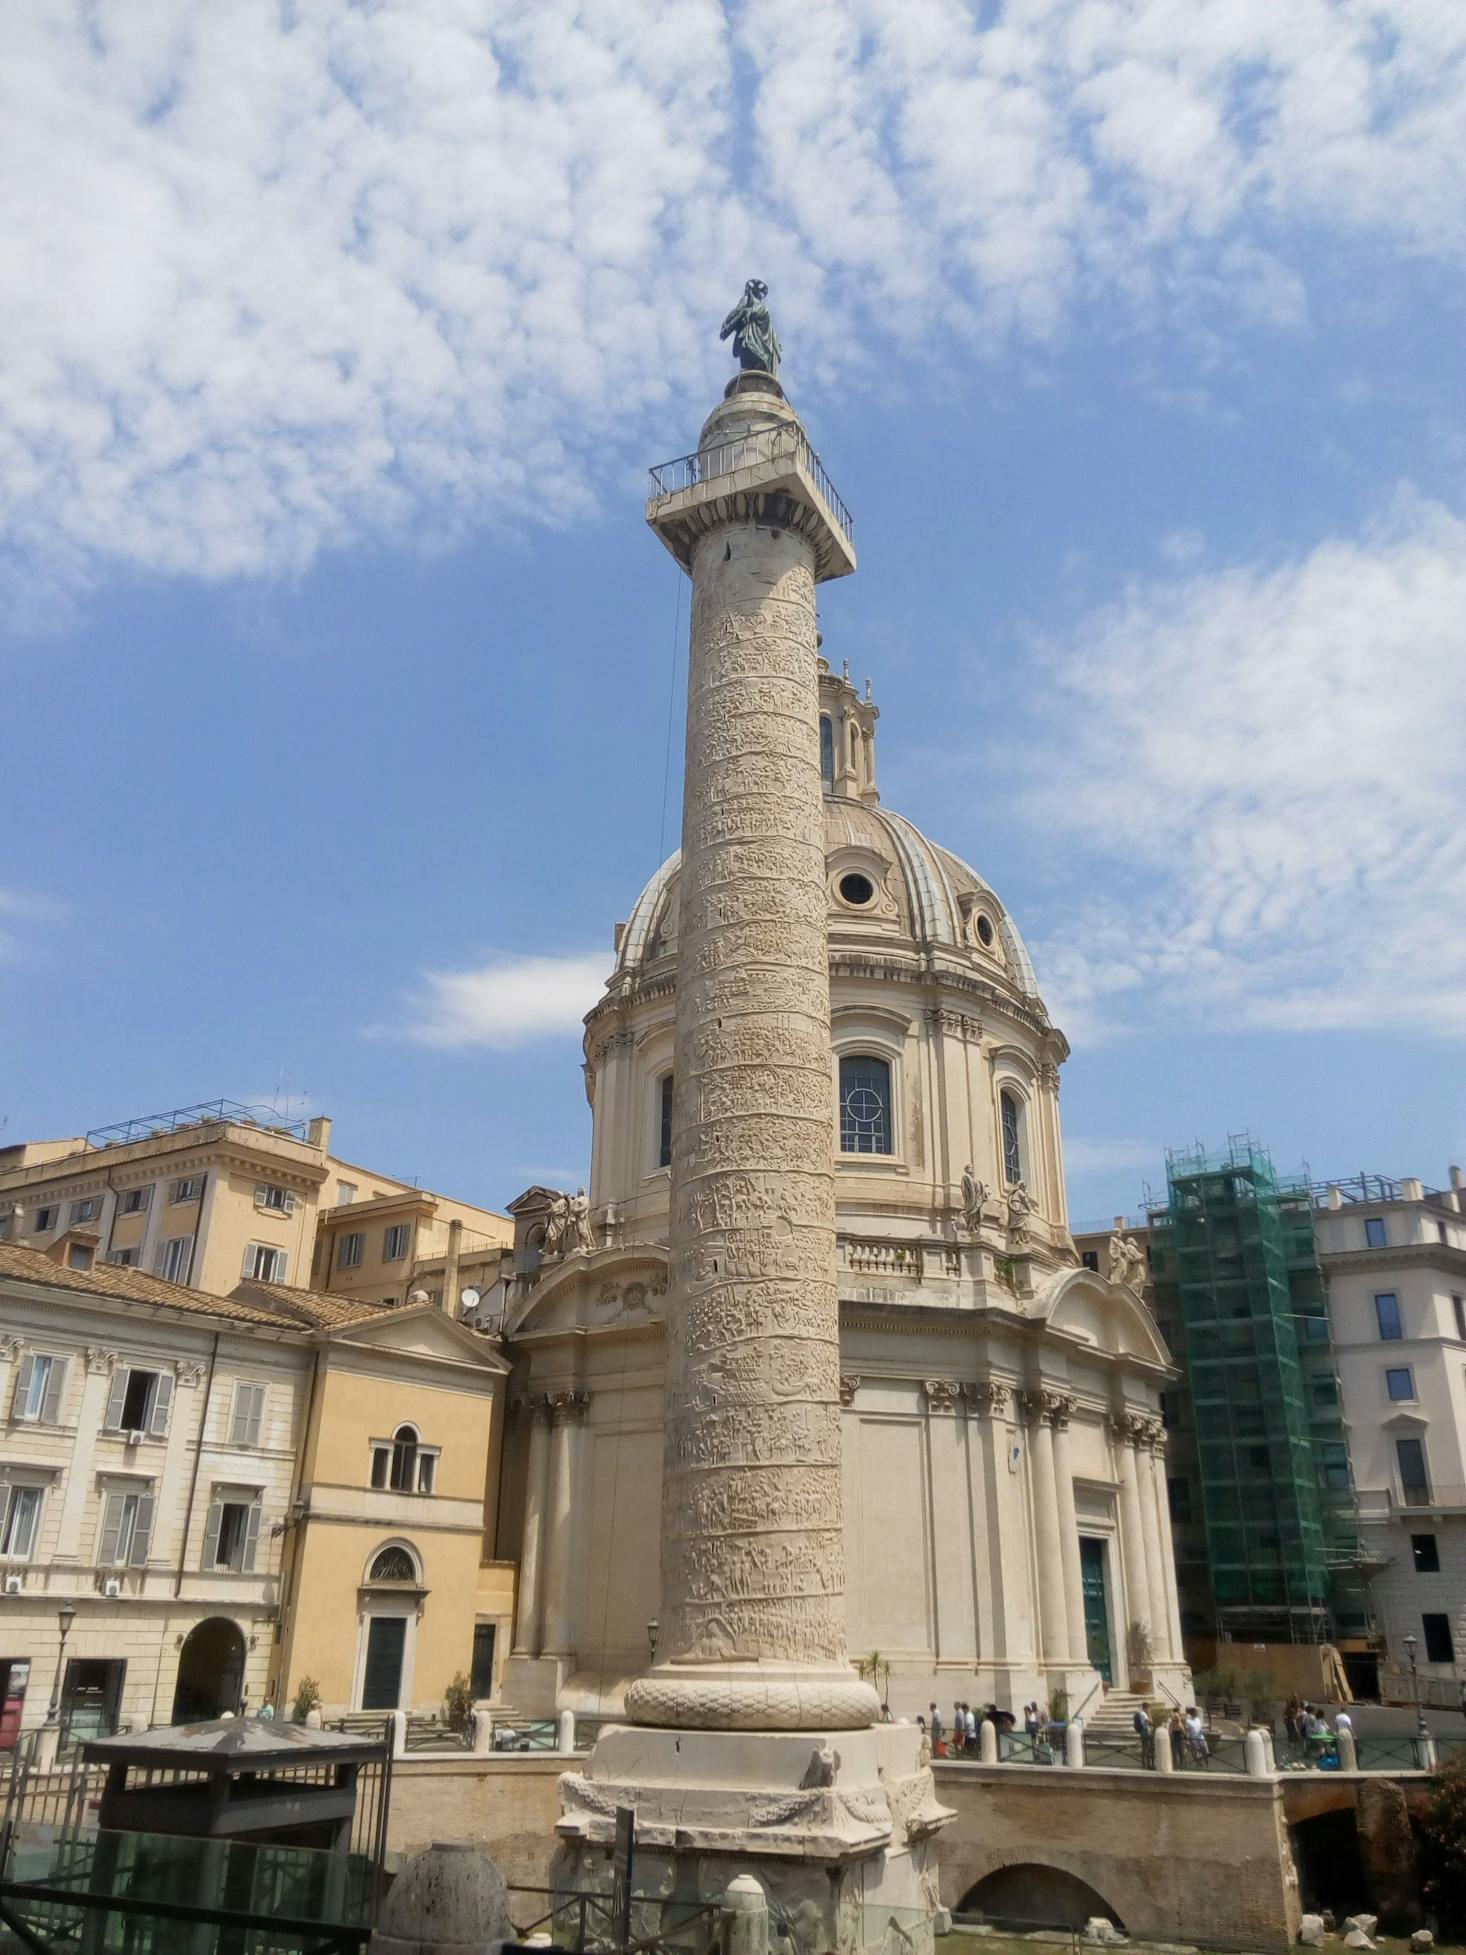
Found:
839,1054 -> 893,1156
1000,1089 -> 1026,1185
368,1545 -> 417,1583
389,1424 -> 418,1492
819,715 -> 835,787
658,1074 -> 674,1170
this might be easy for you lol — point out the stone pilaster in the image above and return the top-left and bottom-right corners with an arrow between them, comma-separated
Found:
1047,1395 -> 1088,1666
1021,1391 -> 1071,1667
1110,1414 -> 1155,1663
511,1397 -> 551,1657
541,1391 -> 590,1656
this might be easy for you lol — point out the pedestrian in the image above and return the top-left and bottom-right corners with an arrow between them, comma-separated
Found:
1284,1696 -> 1301,1744
929,1703 -> 944,1758
1334,1707 -> 1353,1737
1458,1676 -> 1466,1725
964,1702 -> 978,1752
954,1702 -> 965,1756
1184,1705 -> 1207,1764
1024,1701 -> 1041,1742
1133,1701 -> 1154,1769
1168,1710 -> 1184,1770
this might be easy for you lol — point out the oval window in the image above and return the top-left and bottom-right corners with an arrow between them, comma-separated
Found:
839,872 -> 875,907
975,913 -> 995,947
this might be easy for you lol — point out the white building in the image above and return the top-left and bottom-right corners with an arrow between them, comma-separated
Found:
494,660 -> 1189,1723
1319,1169 -> 1466,1692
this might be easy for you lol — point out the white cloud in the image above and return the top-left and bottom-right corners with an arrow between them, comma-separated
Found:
1021,491 -> 1466,1042
392,950 -> 609,1050
1,1 -> 1463,601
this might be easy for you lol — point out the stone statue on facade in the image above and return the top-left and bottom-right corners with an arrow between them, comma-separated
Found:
542,1191 -> 570,1258
720,279 -> 782,377
960,1164 -> 987,1233
1108,1231 -> 1148,1294
568,1187 -> 595,1254
1006,1179 -> 1032,1233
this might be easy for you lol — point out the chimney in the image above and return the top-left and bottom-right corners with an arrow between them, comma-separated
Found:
1451,1165 -> 1464,1190
1401,1177 -> 1424,1203
442,1219 -> 463,1315
306,1115 -> 333,1153
1326,1185 -> 1343,1210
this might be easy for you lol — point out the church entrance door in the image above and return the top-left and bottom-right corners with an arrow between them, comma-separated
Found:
1079,1538 -> 1112,1682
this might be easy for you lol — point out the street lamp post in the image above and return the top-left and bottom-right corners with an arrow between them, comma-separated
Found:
46,1602 -> 77,1726
1403,1631 -> 1432,1766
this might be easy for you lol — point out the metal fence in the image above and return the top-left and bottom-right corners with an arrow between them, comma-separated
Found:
646,422 -> 854,550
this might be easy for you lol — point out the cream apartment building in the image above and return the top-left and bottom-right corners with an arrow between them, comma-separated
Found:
0,1238 -> 516,1743
0,1098 -> 510,1309
1320,1169 -> 1466,1688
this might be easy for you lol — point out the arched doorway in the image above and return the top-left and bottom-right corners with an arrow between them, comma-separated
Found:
959,1865 -> 1125,1934
171,1618 -> 246,1724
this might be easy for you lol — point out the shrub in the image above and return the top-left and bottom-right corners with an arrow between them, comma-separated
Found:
444,1671 -> 474,1730
290,1676 -> 320,1724
1420,1751 -> 1466,1934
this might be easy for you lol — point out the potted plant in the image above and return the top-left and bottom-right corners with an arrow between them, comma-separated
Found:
290,1676 -> 321,1725
444,1671 -> 474,1733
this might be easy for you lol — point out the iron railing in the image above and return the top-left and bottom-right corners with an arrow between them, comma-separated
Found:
647,423 -> 854,551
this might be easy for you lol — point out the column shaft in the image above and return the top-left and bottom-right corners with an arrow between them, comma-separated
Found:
513,1406 -> 551,1656
1027,1411 -> 1069,1668
541,1396 -> 586,1656
1051,1415 -> 1088,1667
1139,1440 -> 1172,1666
1143,1441 -> 1180,1664
1115,1433 -> 1153,1662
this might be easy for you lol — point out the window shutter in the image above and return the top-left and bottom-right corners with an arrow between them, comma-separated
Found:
99,1492 -> 124,1565
231,1384 -> 264,1448
241,1502 -> 261,1573
39,1357 -> 65,1424
12,1354 -> 36,1419
246,1384 -> 264,1446
103,1368 -> 129,1430
202,1499 -> 223,1570
130,1493 -> 154,1565
283,1190 -> 297,1215
255,1183 -> 267,1205
276,1250 -> 289,1284
148,1370 -> 173,1437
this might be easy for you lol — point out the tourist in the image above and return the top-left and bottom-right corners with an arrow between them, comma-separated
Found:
1184,1706 -> 1207,1764
964,1702 -> 978,1751
1024,1701 -> 1041,1742
1168,1711 -> 1185,1770
1284,1696 -> 1301,1744
929,1703 -> 944,1756
954,1702 -> 966,1755
1334,1707 -> 1353,1737
1133,1702 -> 1154,1768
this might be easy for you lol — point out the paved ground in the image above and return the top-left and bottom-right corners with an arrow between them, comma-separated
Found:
1343,1701 -> 1466,1741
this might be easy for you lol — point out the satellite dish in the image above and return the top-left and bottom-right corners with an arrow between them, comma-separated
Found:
460,1286 -> 482,1311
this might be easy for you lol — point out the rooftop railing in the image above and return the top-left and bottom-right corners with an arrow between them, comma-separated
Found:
647,421 -> 854,553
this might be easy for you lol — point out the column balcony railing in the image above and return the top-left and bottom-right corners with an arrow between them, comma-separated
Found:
647,421 -> 854,553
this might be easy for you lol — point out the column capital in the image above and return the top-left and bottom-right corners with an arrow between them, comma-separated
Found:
86,1347 -> 120,1375
922,1378 -> 962,1414
1140,1417 -> 1167,1453
838,1375 -> 861,1407
964,1380 -> 1010,1419
0,1334 -> 22,1363
175,1360 -> 207,1389
547,1389 -> 592,1425
1022,1388 -> 1075,1429
1108,1411 -> 1151,1448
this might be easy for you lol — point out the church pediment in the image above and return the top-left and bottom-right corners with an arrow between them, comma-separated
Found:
1033,1267 -> 1170,1367
506,1245 -> 669,1340
326,1302 -> 510,1372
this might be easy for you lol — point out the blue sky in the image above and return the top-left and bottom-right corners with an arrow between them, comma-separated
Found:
2,0 -> 1463,1226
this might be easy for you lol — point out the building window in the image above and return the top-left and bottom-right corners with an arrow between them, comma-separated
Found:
1080,1250 -> 1099,1272
1364,1217 -> 1387,1248
337,1232 -> 365,1271
109,1248 -> 139,1268
471,1622 -> 497,1699
1423,1613 -> 1455,1664
1311,1378 -> 1339,1407
819,714 -> 835,787
99,1488 -> 154,1566
0,1485 -> 43,1559
12,1353 -> 66,1424
68,1244 -> 93,1272
390,1424 -> 418,1491
1159,1389 -> 1180,1431
33,1207 -> 56,1233
1412,1534 -> 1441,1573
1375,1292 -> 1403,1340
383,1224 -> 409,1262
1438,1221 -> 1449,1244
1454,1296 -> 1465,1342
1386,1366 -> 1416,1402
1396,1437 -> 1430,1504
103,1366 -> 173,1437
658,1075 -> 674,1170
255,1183 -> 296,1214
839,1055 -> 893,1155
1167,1476 -> 1191,1523
155,1235 -> 195,1285
204,1493 -> 260,1573
170,1178 -> 202,1204
337,1182 -> 357,1206
119,1187 -> 151,1215
229,1382 -> 266,1447
1321,1441 -> 1351,1492
68,1197 -> 99,1226
1000,1089 -> 1026,1185
369,1545 -> 418,1583
242,1243 -> 288,1284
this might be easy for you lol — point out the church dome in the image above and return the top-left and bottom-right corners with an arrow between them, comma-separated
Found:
611,796 -> 1043,1007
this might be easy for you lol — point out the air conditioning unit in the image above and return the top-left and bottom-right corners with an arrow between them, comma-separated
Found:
102,1577 -> 122,1598
124,1430 -> 145,1446
3,1574 -> 22,1595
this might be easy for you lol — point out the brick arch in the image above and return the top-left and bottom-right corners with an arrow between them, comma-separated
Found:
958,1863 -> 1124,1933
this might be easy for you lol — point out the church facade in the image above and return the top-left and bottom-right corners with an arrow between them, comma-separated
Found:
493,660 -> 1188,1722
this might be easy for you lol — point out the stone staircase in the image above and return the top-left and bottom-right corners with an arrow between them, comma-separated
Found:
1081,1689 -> 1156,1738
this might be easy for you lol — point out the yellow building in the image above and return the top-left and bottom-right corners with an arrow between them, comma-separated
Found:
0,1098 -> 511,1311
310,1187 -> 511,1313
0,1238 -> 515,1740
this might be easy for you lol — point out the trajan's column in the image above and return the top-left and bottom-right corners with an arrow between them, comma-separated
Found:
558,286 -> 950,1952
